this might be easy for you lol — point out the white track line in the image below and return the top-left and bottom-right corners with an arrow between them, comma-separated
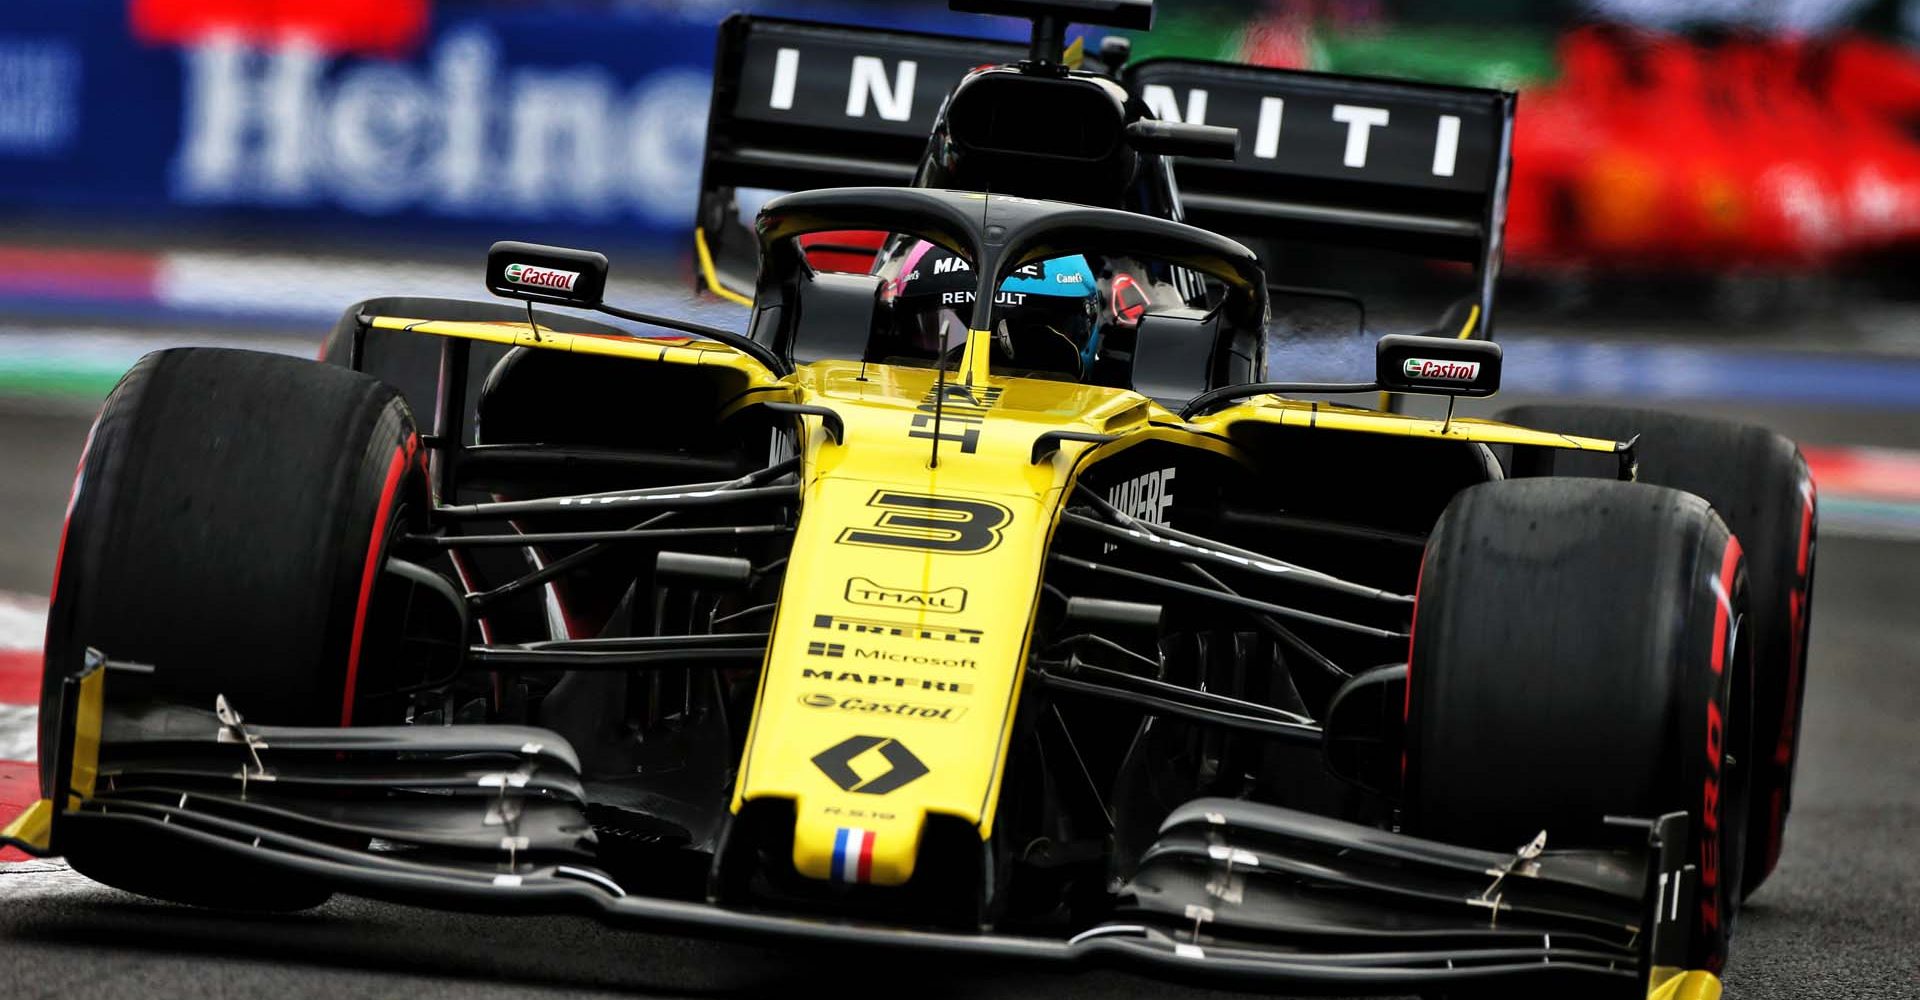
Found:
0,592 -> 47,652
0,705 -> 34,761
0,593 -> 46,762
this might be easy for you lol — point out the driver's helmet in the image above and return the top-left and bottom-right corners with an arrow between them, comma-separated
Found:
875,238 -> 1100,379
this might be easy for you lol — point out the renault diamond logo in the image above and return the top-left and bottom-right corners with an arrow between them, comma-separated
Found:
811,735 -> 929,795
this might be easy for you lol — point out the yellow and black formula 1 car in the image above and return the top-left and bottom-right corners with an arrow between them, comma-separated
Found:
7,2 -> 1819,998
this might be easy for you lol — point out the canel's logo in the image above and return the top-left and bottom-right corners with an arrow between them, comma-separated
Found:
503,262 -> 579,291
1402,357 -> 1480,382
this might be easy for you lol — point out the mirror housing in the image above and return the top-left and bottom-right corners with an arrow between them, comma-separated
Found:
1375,334 -> 1501,397
1125,119 -> 1238,160
486,241 -> 609,308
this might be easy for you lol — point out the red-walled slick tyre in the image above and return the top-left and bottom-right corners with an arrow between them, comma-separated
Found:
39,347 -> 423,910
1405,479 -> 1754,973
1498,403 -> 1816,897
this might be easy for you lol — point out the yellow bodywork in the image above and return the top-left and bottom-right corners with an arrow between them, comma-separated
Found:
0,799 -> 53,852
362,315 -> 1622,887
2,656 -> 103,855
1648,969 -> 1724,1000
367,316 -> 764,373
736,354 -> 1168,885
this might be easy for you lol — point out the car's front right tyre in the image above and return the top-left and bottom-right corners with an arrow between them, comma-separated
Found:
40,347 -> 425,910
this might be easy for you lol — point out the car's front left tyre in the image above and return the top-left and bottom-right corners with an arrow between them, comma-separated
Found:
1404,478 -> 1754,973
1496,403 -> 1816,897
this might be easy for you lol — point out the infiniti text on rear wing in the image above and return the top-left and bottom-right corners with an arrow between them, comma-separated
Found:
695,15 -> 1515,330
695,15 -> 1023,293
1124,59 -> 1513,266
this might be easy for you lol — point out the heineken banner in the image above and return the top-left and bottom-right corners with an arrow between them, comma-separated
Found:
0,2 -> 1018,250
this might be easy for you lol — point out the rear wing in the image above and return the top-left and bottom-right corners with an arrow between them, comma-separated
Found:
695,15 -> 1023,296
1125,60 -> 1513,262
1124,58 -> 1515,335
693,15 -> 1515,334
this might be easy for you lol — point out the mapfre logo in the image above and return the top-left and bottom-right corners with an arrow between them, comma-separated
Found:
503,262 -> 579,291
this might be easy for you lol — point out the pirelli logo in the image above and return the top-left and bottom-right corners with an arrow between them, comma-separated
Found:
813,613 -> 982,645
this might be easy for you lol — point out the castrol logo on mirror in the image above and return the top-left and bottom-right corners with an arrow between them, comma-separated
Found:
1402,357 -> 1480,382
504,263 -> 579,291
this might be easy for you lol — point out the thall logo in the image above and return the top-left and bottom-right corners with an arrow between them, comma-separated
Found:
844,577 -> 966,613
503,262 -> 580,291
1402,357 -> 1480,382
812,735 -> 929,795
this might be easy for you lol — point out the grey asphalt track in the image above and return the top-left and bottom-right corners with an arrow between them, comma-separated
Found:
0,393 -> 1914,1000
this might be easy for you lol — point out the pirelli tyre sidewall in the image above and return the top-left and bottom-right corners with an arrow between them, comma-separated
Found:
1405,479 -> 1754,972
1496,403 -> 1816,897
41,348 -> 421,793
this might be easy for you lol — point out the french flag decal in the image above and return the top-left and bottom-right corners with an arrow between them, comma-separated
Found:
831,827 -> 876,884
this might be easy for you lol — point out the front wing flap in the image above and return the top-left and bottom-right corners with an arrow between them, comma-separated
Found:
1121,798 -> 1699,993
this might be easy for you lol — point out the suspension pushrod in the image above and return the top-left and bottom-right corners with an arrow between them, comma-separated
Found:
1181,561 -> 1354,681
413,525 -> 792,548
516,633 -> 768,652
1048,554 -> 1408,640
1074,488 -> 1368,678
1073,491 -> 1413,603
468,645 -> 765,670
464,459 -> 799,611
1060,511 -> 1413,605
1031,667 -> 1323,745
435,483 -> 797,521
1062,655 -> 1318,727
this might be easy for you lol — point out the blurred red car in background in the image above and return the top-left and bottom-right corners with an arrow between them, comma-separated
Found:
1508,27 -> 1920,272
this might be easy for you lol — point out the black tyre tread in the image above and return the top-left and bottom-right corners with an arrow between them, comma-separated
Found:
41,347 -> 421,910
1407,478 -> 1751,970
1497,403 -> 1815,895
42,348 -> 416,776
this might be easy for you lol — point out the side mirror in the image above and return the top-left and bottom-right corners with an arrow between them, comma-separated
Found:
485,241 -> 609,308
1375,334 -> 1501,397
1125,120 -> 1239,160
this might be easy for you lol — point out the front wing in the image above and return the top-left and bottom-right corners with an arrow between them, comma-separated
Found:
2,650 -> 1723,999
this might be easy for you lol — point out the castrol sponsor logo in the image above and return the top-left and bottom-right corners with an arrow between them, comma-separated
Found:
798,692 -> 966,722
1402,357 -> 1480,382
503,262 -> 579,291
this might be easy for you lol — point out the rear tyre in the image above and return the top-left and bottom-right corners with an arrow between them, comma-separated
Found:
1405,479 -> 1753,972
41,348 -> 423,910
1497,403 -> 1815,895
